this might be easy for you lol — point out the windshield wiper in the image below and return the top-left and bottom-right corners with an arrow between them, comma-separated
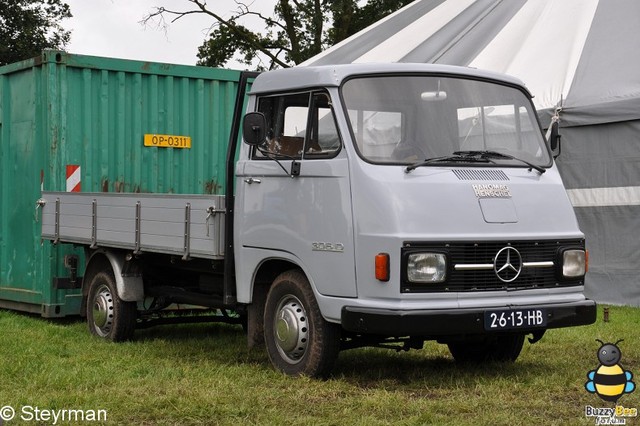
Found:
405,154 -> 491,173
453,150 -> 546,174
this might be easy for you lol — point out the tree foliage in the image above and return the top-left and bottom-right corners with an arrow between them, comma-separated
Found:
0,0 -> 72,66
144,0 -> 413,70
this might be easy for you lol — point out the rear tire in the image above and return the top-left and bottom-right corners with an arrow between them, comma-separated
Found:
264,270 -> 340,378
447,333 -> 525,363
86,268 -> 136,342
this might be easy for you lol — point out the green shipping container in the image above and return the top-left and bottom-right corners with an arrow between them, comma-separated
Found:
0,51 -> 243,317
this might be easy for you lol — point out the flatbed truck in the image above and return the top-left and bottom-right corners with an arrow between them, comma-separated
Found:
36,62 -> 596,377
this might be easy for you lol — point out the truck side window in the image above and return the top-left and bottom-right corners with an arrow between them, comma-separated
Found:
253,93 -> 308,159
253,91 -> 340,160
304,92 -> 341,158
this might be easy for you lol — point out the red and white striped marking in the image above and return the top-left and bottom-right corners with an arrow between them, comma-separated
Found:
66,165 -> 81,192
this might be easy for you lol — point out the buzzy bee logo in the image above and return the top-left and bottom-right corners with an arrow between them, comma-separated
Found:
584,339 -> 637,424
586,340 -> 636,402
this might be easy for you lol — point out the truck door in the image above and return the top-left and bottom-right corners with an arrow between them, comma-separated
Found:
236,90 -> 356,298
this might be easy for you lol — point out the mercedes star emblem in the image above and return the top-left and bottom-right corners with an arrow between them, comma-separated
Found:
494,246 -> 522,283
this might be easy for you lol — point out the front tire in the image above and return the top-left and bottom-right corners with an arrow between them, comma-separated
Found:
86,268 -> 136,342
264,270 -> 340,378
447,333 -> 525,363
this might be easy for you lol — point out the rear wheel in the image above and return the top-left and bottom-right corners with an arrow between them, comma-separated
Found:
264,270 -> 340,378
86,268 -> 136,342
447,333 -> 525,363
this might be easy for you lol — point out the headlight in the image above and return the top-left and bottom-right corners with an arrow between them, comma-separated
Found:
407,253 -> 447,283
562,249 -> 586,278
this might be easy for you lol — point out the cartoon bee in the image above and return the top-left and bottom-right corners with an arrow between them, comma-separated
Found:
585,339 -> 636,403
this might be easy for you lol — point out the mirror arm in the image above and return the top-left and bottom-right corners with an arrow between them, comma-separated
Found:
553,135 -> 562,159
257,146 -> 301,177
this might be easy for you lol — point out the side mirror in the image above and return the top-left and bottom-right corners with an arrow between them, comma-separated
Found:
548,121 -> 562,157
242,112 -> 266,146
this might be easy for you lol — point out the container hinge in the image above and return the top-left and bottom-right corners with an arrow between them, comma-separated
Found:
183,203 -> 191,260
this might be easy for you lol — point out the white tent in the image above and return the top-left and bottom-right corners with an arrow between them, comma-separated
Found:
304,0 -> 640,306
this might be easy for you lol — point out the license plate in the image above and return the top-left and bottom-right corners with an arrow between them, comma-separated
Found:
144,134 -> 191,148
484,309 -> 547,330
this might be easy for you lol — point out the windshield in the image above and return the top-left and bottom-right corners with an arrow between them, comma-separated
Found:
341,75 -> 551,167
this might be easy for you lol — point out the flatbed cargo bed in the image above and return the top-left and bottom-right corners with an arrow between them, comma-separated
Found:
40,192 -> 226,260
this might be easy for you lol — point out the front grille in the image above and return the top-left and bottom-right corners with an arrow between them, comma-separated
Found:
401,239 -> 584,293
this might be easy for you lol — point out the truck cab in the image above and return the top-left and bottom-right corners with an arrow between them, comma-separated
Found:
234,63 -> 595,376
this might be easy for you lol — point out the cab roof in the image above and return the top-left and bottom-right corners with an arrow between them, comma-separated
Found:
249,63 -> 532,97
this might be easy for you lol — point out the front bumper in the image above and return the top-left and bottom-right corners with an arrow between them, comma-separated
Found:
341,299 -> 596,336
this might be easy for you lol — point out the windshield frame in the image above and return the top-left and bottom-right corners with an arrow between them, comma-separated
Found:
339,72 -> 552,170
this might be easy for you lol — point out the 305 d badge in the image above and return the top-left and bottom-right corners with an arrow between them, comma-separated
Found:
312,242 -> 344,253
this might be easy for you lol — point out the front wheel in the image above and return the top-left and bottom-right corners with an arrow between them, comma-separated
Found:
447,333 -> 525,363
86,268 -> 137,342
264,270 -> 340,378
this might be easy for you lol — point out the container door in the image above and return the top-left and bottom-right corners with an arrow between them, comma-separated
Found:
237,91 -> 356,298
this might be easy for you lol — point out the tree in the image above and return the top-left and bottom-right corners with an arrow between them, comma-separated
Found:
0,0 -> 72,66
144,0 -> 413,70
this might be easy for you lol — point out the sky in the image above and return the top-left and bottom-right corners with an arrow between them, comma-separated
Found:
63,0 -> 275,68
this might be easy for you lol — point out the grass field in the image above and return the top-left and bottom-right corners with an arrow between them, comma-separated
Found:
0,305 -> 638,425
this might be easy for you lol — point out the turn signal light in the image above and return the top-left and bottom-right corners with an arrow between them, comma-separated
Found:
375,253 -> 390,282
585,249 -> 589,273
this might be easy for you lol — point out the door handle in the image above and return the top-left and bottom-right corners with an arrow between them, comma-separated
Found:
244,178 -> 261,185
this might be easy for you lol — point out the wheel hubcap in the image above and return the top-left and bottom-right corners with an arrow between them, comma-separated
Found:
274,296 -> 309,364
92,284 -> 114,337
